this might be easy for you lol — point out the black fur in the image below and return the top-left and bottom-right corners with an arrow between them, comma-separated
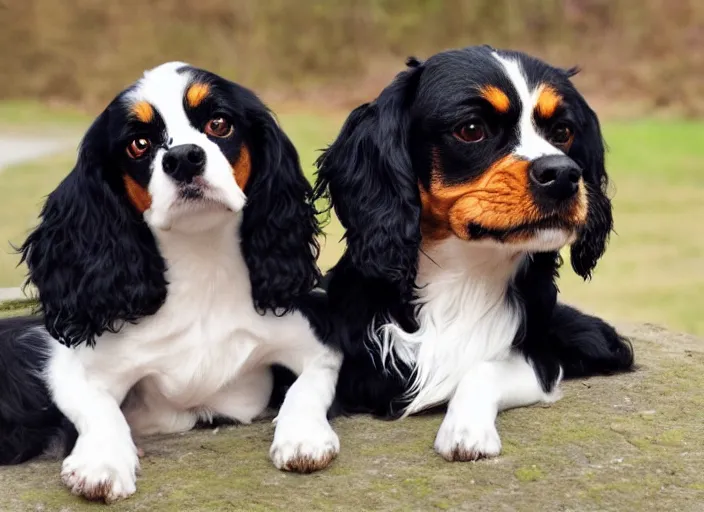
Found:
240,105 -> 322,314
20,108 -> 168,349
568,101 -> 614,279
0,316 -> 77,464
509,253 -> 634,393
2,66 -> 324,468
19,69 -> 321,346
315,66 -> 423,303
180,67 -> 322,312
315,66 -> 425,417
549,304 -> 634,377
316,45 -> 634,416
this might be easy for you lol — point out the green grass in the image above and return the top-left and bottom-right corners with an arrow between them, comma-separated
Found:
560,120 -> 704,336
1,108 -> 702,336
276,110 -> 347,269
0,100 -> 90,133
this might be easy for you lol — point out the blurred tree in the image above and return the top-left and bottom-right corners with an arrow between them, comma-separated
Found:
0,0 -> 701,115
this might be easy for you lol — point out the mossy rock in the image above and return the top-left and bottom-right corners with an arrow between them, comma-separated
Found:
1,299 -> 702,511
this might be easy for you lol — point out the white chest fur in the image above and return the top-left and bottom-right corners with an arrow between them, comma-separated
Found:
43,214 -> 341,503
375,237 -> 525,415
70,215 -> 316,410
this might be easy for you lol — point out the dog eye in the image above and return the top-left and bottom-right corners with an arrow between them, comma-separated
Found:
454,121 -> 487,143
549,123 -> 574,147
126,138 -> 151,159
205,117 -> 234,138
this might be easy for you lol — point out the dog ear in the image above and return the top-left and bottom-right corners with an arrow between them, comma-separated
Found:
315,65 -> 424,301
240,107 -> 321,314
20,108 -> 167,347
569,103 -> 613,279
564,66 -> 581,78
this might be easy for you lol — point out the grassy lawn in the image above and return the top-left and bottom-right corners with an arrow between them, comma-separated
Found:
0,101 -> 90,134
1,105 -> 702,336
561,120 -> 704,336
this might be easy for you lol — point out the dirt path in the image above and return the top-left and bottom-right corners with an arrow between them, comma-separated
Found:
0,288 -> 24,301
0,318 -> 702,511
0,135 -> 72,173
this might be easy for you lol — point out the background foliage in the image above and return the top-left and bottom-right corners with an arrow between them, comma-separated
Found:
1,0 -> 703,114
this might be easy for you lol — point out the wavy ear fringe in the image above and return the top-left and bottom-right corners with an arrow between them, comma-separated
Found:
20,110 -> 167,347
569,103 -> 613,279
314,64 -> 424,301
240,107 -> 321,314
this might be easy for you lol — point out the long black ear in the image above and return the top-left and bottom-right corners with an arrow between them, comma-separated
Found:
314,65 -> 423,301
240,108 -> 321,314
569,103 -> 613,279
20,110 -> 167,347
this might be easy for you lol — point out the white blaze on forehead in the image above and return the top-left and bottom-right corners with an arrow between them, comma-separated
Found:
491,53 -> 563,160
126,61 -> 246,230
128,61 -> 193,145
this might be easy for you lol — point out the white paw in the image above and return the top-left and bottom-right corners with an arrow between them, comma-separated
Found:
434,411 -> 502,462
60,433 -> 139,503
542,368 -> 564,404
543,385 -> 563,404
270,416 -> 339,473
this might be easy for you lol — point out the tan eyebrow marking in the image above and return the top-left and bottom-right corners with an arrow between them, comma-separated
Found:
480,85 -> 511,113
131,101 -> 154,123
186,83 -> 210,108
535,84 -> 562,118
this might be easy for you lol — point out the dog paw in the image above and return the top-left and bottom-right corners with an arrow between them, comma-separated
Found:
270,416 -> 339,473
543,385 -> 563,404
60,433 -> 139,503
434,412 -> 502,462
542,369 -> 564,404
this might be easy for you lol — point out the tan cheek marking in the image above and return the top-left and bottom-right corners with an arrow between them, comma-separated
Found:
186,83 -> 210,108
131,101 -> 154,123
419,149 -> 454,242
573,181 -> 589,224
232,145 -> 251,190
447,157 -> 540,238
419,184 -> 450,242
535,85 -> 562,119
420,151 -> 590,243
123,174 -> 152,213
420,153 -> 540,241
479,85 -> 510,113
450,167 -> 588,237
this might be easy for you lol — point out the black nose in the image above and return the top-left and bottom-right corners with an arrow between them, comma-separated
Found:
162,144 -> 206,183
529,155 -> 582,201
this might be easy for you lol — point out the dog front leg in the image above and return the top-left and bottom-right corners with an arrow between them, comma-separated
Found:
434,351 -> 562,462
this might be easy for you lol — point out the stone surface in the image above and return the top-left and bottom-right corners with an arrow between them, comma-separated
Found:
0,303 -> 702,511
